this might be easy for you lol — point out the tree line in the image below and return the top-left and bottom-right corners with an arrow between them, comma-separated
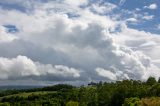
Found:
0,77 -> 160,106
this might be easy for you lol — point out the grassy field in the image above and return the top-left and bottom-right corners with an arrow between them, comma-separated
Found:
123,97 -> 160,106
0,91 -> 56,100
140,97 -> 160,106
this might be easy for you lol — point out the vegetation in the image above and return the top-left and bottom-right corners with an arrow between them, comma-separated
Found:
0,77 -> 160,106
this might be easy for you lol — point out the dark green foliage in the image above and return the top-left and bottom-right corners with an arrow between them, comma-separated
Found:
158,77 -> 160,83
41,84 -> 75,91
148,83 -> 160,96
0,77 -> 160,106
146,76 -> 157,85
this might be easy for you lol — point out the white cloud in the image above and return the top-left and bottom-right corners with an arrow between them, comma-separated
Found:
96,68 -> 117,80
113,27 -> 160,67
126,18 -> 137,22
144,3 -> 158,10
139,41 -> 156,47
0,55 -> 80,80
135,8 -> 141,11
142,15 -> 154,20
64,0 -> 88,6
90,3 -> 117,14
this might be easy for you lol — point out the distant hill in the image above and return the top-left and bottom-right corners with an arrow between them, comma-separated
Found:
0,85 -> 44,91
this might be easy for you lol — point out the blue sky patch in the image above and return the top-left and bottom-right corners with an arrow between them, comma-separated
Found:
3,25 -> 19,33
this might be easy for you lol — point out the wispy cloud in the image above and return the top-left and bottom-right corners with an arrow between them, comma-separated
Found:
157,24 -> 160,30
143,15 -> 154,20
119,0 -> 126,6
144,3 -> 158,10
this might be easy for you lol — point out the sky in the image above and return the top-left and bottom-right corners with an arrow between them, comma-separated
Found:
0,0 -> 160,85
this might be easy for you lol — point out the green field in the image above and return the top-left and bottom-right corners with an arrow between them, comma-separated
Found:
0,91 -> 56,99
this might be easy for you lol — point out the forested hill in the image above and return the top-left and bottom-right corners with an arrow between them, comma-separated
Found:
0,77 -> 160,106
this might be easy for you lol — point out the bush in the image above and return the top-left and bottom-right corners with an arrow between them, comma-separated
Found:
66,101 -> 79,106
0,102 -> 10,106
123,97 -> 140,106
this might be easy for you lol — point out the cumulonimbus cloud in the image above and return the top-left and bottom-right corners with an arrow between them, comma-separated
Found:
0,0 -> 159,84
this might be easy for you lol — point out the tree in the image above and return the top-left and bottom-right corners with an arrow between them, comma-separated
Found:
146,77 -> 157,86
158,77 -> 160,83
